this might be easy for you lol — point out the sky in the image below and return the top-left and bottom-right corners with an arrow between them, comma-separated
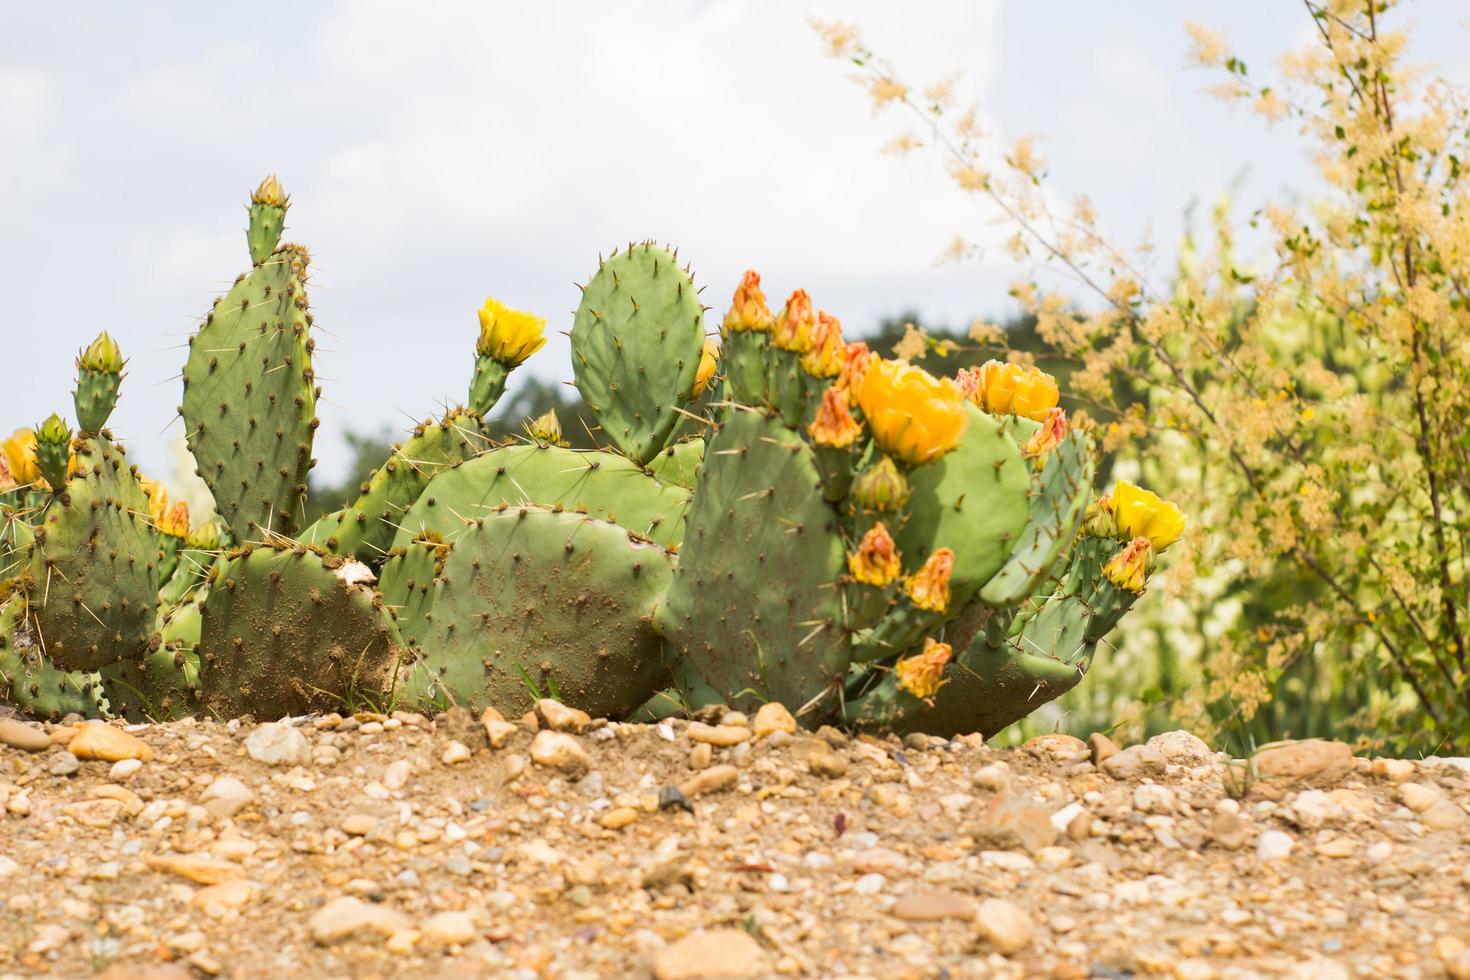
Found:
3,1 -> 1469,485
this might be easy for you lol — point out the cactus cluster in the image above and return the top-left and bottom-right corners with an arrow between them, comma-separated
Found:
0,178 -> 1183,739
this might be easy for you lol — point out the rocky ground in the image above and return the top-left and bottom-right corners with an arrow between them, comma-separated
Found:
0,703 -> 1468,980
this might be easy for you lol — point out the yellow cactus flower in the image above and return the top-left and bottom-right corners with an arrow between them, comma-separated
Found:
856,359 -> 969,466
958,359 -> 1060,422
801,310 -> 846,378
895,637 -> 953,702
848,522 -> 901,587
904,547 -> 955,613
476,297 -> 547,367
251,174 -> 288,208
772,289 -> 816,353
808,386 -> 864,449
1111,481 -> 1186,551
723,270 -> 774,333
77,332 -> 124,374
2,428 -> 40,489
692,338 -> 720,398
1023,407 -> 1069,467
1103,536 -> 1152,593
836,341 -> 875,405
160,501 -> 191,539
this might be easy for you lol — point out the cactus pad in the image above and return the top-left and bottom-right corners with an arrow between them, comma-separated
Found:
0,594 -> 108,719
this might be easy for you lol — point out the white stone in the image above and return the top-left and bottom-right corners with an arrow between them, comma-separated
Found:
1145,730 -> 1212,764
1256,830 -> 1294,862
199,776 -> 254,820
244,723 -> 310,767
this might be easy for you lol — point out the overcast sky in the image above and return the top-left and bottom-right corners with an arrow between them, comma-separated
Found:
4,2 -> 1468,485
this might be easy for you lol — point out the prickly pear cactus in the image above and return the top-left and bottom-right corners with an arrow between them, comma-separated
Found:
0,594 -> 108,720
571,244 -> 706,464
181,233 -> 317,540
196,544 -> 404,718
98,601 -> 202,723
654,410 -> 850,717
398,507 -> 673,719
377,533 -> 449,652
391,444 -> 692,551
646,437 -> 705,490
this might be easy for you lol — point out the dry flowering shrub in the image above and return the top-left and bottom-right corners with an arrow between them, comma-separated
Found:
816,2 -> 1470,749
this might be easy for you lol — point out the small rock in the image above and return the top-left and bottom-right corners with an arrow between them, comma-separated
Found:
191,880 -> 257,910
109,758 -> 143,781
308,896 -> 411,945
808,749 -> 849,778
340,814 -> 377,836
1100,744 -> 1164,779
0,717 -> 50,752
146,853 -> 244,885
972,762 -> 1010,792
687,722 -> 752,746
1371,757 -> 1415,783
199,777 -> 254,820
1420,799 -> 1468,832
244,723 -> 310,767
50,751 -> 81,776
420,911 -> 477,947
68,721 -> 154,762
1133,783 -> 1175,814
600,807 -> 639,830
688,742 -> 713,770
973,792 -> 1059,854
1399,782 -> 1440,812
382,759 -> 412,790
1146,730 -> 1212,764
752,702 -> 797,737
1208,811 -> 1252,850
891,889 -> 975,921
851,847 -> 910,877
529,731 -> 590,777
440,739 -> 472,765
1253,739 -> 1354,785
652,928 -> 770,979
1256,829 -> 1294,862
1088,732 -> 1120,767
483,717 -> 519,749
27,923 -> 71,955
1023,733 -> 1087,762
975,898 -> 1035,955
1315,836 -> 1356,858
60,798 -> 122,828
679,764 -> 738,798
535,699 -> 591,733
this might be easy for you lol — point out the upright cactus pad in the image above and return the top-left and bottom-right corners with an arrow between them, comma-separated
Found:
377,534 -> 449,651
73,332 -> 125,434
571,244 -> 706,464
21,434 -> 159,672
247,175 -> 288,266
654,410 -> 850,716
197,544 -> 404,719
299,410 -> 487,567
399,507 -> 673,719
0,594 -> 108,720
391,444 -> 692,551
182,244 -> 317,540
99,601 -> 202,723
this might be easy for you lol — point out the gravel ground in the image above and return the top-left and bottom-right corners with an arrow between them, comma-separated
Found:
1,702 -> 1469,979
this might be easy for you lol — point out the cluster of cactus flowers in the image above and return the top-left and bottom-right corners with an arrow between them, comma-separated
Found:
0,177 -> 1183,737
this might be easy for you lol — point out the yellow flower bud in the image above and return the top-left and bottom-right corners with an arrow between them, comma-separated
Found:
160,501 -> 191,539
477,297 -> 547,367
77,331 -> 124,374
525,408 -> 565,446
1103,536 -> 1152,593
959,359 -> 1059,422
1111,481 -> 1186,551
895,637 -> 953,701
723,270 -> 774,333
808,386 -> 864,449
692,339 -> 720,398
187,520 -> 221,551
1023,407 -> 1069,467
904,547 -> 955,613
801,311 -> 845,378
251,174 -> 288,208
847,522 -> 901,587
856,359 -> 968,466
772,289 -> 816,353
836,341 -> 875,406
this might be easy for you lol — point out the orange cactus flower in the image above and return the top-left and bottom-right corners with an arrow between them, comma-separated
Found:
856,359 -> 969,465
959,359 -> 1060,421
801,310 -> 846,378
847,522 -> 901,587
895,637 -> 954,701
1023,407 -> 1069,467
160,501 -> 191,539
772,289 -> 816,353
808,386 -> 864,449
836,341 -> 875,406
723,270 -> 774,333
904,547 -> 955,613
692,338 -> 720,398
1103,536 -> 1152,593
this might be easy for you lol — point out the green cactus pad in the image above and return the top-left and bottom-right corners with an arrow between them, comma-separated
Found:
20,434 -> 159,672
399,507 -> 673,719
719,330 -> 770,409
390,444 -> 691,551
1,594 -> 108,720
647,437 -> 705,489
377,536 -> 449,651
99,602 -> 202,722
197,544 -> 405,719
571,243 -> 705,464
654,410 -> 850,718
74,370 -> 122,435
979,427 -> 1096,606
300,411 -> 487,567
181,245 -> 317,540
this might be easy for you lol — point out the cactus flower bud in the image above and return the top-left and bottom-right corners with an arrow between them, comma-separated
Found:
772,289 -> 816,353
160,501 -> 191,539
1103,536 -> 1152,593
1023,407 -> 1068,467
34,414 -> 72,493
1083,490 -> 1118,539
895,637 -> 953,701
723,270 -> 774,333
1,428 -> 40,490
477,297 -> 547,367
692,338 -> 720,398
801,311 -> 845,378
847,522 -> 901,587
856,358 -> 968,466
808,386 -> 864,449
525,408 -> 566,446
251,174 -> 288,208
77,332 -> 124,374
836,341 -> 875,405
958,359 -> 1060,422
904,547 -> 955,613
1111,481 -> 1185,552
851,456 -> 911,512
187,520 -> 221,551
